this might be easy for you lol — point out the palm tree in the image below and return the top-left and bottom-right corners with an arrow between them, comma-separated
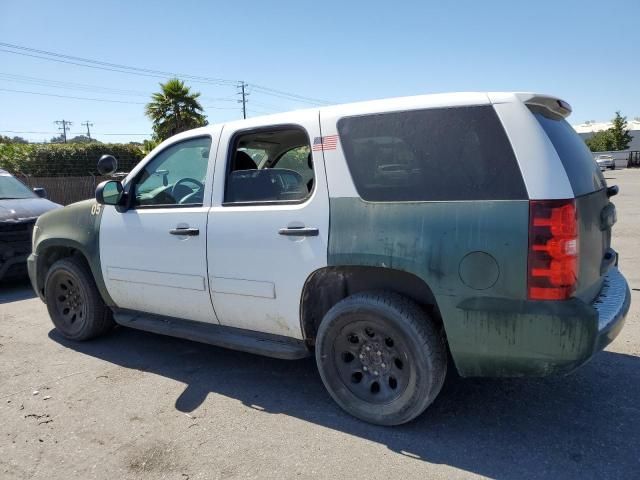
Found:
145,78 -> 208,141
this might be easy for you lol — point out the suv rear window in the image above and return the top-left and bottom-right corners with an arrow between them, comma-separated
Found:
337,105 -> 526,202
528,105 -> 605,196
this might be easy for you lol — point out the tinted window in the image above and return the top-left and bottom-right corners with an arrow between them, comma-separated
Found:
0,172 -> 35,199
529,106 -> 605,196
338,106 -> 526,201
134,136 -> 211,207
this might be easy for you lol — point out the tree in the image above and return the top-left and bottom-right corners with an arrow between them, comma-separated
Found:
584,111 -> 634,152
585,130 -> 612,152
49,135 -> 66,143
68,135 -> 98,144
608,111 -> 633,151
145,78 -> 207,142
0,135 -> 28,144
139,139 -> 159,156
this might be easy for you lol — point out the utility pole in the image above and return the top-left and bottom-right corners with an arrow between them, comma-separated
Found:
81,120 -> 93,140
237,81 -> 248,119
54,119 -> 72,143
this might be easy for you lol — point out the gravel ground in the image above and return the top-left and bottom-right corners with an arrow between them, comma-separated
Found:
1,169 -> 639,480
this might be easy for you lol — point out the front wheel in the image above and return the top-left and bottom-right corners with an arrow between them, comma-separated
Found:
315,292 -> 447,425
44,258 -> 114,341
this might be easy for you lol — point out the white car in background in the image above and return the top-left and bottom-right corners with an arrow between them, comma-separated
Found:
596,154 -> 615,170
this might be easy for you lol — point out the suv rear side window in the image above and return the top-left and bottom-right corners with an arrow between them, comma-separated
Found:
337,105 -> 526,201
224,127 -> 313,204
528,106 -> 605,196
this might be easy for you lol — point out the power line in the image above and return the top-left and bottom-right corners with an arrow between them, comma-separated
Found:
0,72 -> 151,96
249,99 -> 286,111
249,107 -> 276,116
0,73 -> 239,103
0,42 -> 332,105
1,130 -> 150,136
0,73 -> 241,109
249,84 -> 330,106
0,87 -> 239,109
0,87 -> 147,104
0,42 -> 236,86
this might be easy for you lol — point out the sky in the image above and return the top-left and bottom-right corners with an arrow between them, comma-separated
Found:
0,0 -> 638,143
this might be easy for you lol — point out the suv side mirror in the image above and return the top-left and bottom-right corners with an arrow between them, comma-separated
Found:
97,154 -> 118,176
96,180 -> 123,205
33,187 -> 47,199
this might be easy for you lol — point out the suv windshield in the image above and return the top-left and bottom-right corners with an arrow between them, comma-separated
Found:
528,106 -> 606,196
0,172 -> 36,199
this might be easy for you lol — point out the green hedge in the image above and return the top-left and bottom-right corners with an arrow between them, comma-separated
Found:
0,143 -> 145,177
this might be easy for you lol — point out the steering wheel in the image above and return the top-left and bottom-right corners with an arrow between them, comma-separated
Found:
171,177 -> 204,203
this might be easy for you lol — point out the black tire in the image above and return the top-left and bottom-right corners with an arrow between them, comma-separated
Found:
315,292 -> 447,425
44,258 -> 114,341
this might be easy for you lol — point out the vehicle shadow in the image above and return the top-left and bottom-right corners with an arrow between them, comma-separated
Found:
49,327 -> 639,480
0,277 -> 36,304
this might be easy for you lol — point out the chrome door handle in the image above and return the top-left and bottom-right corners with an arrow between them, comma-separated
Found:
169,227 -> 200,236
278,226 -> 319,237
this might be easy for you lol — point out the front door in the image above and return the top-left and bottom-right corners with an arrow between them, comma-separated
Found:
207,112 -> 329,338
100,133 -> 219,323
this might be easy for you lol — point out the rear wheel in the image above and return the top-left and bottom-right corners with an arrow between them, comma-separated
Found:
315,292 -> 446,425
44,258 -> 114,341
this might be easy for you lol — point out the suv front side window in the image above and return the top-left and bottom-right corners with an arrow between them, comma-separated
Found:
133,136 -> 211,207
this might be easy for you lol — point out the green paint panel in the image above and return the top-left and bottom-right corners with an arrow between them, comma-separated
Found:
29,199 -> 113,305
328,197 -> 530,299
454,296 -> 598,376
327,197 -> 608,377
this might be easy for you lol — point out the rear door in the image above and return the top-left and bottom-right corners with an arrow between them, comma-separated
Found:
528,106 -> 613,302
207,111 -> 329,339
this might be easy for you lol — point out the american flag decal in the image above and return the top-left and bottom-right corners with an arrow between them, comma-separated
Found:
312,134 -> 338,151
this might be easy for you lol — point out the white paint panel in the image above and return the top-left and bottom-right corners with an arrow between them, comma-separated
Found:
208,110 -> 328,339
211,277 -> 275,299
100,128 -> 222,324
493,101 -> 574,200
107,267 -> 205,291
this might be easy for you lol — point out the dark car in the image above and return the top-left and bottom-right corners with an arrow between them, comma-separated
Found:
0,169 -> 60,281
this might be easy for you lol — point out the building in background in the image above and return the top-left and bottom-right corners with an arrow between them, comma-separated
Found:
573,118 -> 640,168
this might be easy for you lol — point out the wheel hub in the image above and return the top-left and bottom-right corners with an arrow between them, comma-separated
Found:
358,341 -> 391,376
334,323 -> 410,404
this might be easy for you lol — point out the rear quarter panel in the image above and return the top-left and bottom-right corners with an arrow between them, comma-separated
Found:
328,197 -> 531,374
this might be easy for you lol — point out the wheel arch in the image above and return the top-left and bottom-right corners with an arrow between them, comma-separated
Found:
34,239 -> 112,305
299,266 -> 444,347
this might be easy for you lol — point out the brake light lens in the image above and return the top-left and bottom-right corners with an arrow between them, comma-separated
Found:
528,199 -> 578,300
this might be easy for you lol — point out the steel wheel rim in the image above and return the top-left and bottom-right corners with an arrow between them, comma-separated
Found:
51,271 -> 87,335
333,320 -> 411,404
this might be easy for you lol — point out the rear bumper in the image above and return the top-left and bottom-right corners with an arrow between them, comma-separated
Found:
592,266 -> 630,351
452,266 -> 630,377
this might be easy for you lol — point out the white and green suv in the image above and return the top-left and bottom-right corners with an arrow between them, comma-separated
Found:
28,92 -> 630,425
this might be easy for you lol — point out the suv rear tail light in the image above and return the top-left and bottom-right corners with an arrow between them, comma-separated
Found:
528,199 -> 578,300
